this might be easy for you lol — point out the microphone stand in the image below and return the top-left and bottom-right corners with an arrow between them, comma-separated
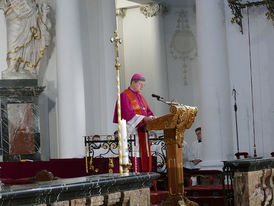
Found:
232,88 -> 240,154
154,96 -> 179,106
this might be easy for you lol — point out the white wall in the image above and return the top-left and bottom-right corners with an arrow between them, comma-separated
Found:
119,0 -> 274,159
117,1 -> 200,144
225,3 -> 274,157
0,0 -> 117,159
40,0 -> 58,158
80,0 -> 117,136
56,0 -> 117,158
117,6 -> 169,117
0,0 -> 273,159
163,4 -> 200,143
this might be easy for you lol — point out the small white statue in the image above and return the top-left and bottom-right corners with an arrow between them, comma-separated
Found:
0,0 -> 51,79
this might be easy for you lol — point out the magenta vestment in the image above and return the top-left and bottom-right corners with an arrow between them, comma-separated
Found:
113,87 -> 154,172
113,87 -> 154,125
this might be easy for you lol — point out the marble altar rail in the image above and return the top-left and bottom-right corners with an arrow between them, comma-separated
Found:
0,172 -> 159,206
223,157 -> 274,206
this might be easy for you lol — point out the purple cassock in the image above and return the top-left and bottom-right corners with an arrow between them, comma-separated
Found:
113,87 -> 154,172
113,87 -> 154,128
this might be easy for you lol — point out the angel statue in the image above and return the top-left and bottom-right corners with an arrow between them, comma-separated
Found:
0,0 -> 51,79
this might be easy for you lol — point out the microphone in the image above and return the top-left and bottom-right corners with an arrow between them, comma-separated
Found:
152,94 -> 161,99
152,94 -> 179,105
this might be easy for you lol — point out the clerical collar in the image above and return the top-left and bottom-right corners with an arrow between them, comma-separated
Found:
128,87 -> 139,94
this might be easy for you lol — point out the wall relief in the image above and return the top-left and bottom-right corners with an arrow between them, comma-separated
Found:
170,10 -> 196,86
0,0 -> 52,79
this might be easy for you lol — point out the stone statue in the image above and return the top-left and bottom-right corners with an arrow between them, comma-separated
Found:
0,0 -> 51,79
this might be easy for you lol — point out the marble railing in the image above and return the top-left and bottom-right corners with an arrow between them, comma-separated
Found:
223,157 -> 274,206
0,173 -> 160,206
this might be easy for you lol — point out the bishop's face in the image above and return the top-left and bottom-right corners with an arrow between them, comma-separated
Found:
131,80 -> 145,93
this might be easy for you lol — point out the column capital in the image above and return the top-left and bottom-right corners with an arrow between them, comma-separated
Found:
116,8 -> 126,18
139,3 -> 167,18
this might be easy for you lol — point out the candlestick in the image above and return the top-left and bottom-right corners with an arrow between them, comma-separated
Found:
121,119 -> 129,165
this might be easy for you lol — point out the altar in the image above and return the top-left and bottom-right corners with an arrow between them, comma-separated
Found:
223,157 -> 274,206
0,172 -> 159,206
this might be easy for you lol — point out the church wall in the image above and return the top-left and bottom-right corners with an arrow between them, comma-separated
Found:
119,0 -> 273,161
79,0 -> 117,136
163,3 -> 200,144
0,0 -> 272,160
48,0 -> 272,159
117,0 -> 201,144
225,2 -> 274,158
55,0 -> 117,158
40,0 -> 58,159
40,0 -> 117,159
117,6 -> 169,120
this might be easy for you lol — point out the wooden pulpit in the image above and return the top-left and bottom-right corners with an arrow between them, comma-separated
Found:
147,104 -> 198,206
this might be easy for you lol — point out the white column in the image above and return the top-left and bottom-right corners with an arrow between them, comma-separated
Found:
0,10 -> 7,74
81,0 -> 117,135
56,0 -> 86,158
196,0 -> 233,169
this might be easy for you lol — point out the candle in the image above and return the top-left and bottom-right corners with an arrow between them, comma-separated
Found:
121,119 -> 129,165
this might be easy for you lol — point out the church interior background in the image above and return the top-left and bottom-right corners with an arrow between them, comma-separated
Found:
0,0 -> 273,205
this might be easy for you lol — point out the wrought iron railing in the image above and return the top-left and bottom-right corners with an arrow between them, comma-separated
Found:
84,134 -> 167,173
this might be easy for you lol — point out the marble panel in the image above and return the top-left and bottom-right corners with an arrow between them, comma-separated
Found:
234,168 -> 273,206
128,188 -> 150,206
106,192 -> 121,205
90,196 -> 104,206
70,198 -> 87,206
0,79 -> 44,161
8,103 -> 34,154
50,201 -> 69,206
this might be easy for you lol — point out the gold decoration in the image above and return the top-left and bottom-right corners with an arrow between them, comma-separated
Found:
122,163 -> 132,174
85,145 -> 88,174
109,158 -> 114,174
116,8 -> 126,18
134,145 -> 137,173
4,4 -> 12,16
228,0 -> 274,33
147,105 -> 198,147
110,30 -> 124,176
106,135 -> 112,140
146,104 -> 198,206
265,0 -> 274,22
89,158 -> 99,173
7,13 -> 49,72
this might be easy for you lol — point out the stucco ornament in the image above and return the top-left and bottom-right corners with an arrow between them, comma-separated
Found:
140,3 -> 166,18
0,0 -> 51,79
170,10 -> 196,86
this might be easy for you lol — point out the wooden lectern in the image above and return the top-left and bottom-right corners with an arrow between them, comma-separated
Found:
147,104 -> 198,206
